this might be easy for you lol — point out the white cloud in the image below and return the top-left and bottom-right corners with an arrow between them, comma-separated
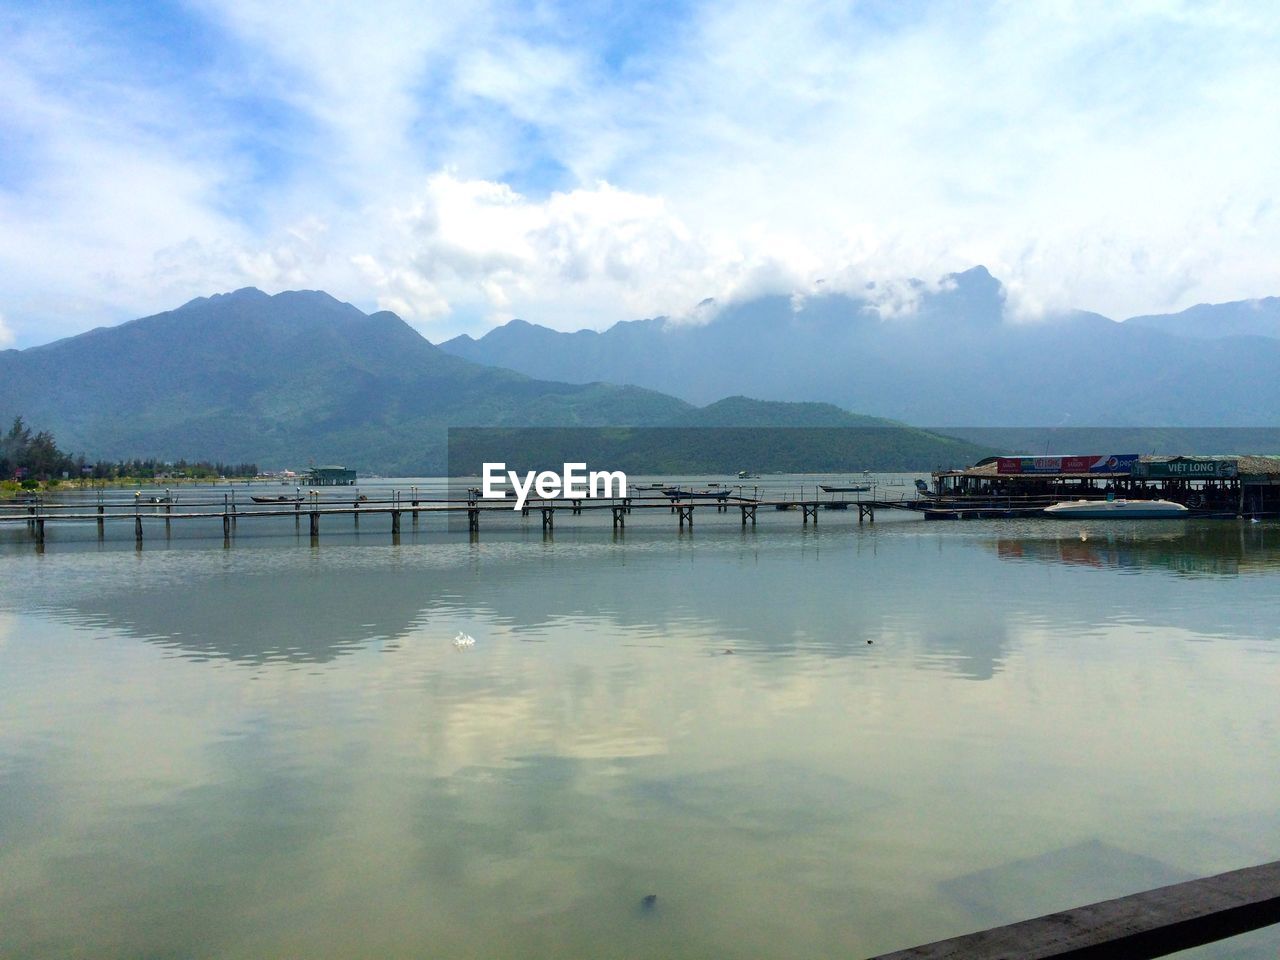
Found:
0,314 -> 14,349
349,173 -> 866,334
2,0 -> 1280,345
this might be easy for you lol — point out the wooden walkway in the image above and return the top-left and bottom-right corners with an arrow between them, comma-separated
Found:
0,490 -> 920,546
868,859 -> 1280,960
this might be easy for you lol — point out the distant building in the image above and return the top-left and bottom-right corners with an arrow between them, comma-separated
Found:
307,465 -> 357,486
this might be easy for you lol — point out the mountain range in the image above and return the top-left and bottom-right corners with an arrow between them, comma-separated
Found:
0,288 -> 985,473
5,270 -> 1275,474
441,267 -> 1280,426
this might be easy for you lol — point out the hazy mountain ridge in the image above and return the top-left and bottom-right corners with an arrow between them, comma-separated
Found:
440,267 -> 1280,426
1125,296 -> 1280,340
0,288 -> 989,472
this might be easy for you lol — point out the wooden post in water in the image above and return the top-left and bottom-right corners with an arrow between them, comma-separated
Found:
741,504 -> 757,527
678,504 -> 694,529
391,509 -> 401,538
611,505 -> 625,530
97,503 -> 105,540
541,506 -> 554,531
309,511 -> 320,538
468,507 -> 480,534
35,516 -> 45,545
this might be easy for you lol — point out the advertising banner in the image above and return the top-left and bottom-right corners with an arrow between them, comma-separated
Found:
996,454 -> 1138,475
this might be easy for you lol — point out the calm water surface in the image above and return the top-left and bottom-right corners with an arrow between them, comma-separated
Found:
2,480 -> 1278,958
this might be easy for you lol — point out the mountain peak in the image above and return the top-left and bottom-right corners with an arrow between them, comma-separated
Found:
947,264 -> 1000,294
923,264 -> 1004,324
178,287 -> 270,311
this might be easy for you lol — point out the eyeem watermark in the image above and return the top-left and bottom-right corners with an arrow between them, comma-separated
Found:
482,462 -> 628,510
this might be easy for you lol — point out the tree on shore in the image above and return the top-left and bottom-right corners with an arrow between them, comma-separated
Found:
0,416 -> 76,480
1,416 -> 258,483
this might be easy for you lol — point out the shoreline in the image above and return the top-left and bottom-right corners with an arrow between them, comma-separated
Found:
1,476 -> 268,500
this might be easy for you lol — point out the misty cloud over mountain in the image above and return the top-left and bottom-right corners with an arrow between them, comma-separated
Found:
440,267 -> 1280,426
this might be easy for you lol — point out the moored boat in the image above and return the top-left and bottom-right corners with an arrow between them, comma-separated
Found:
819,484 -> 870,493
1043,499 -> 1189,519
251,494 -> 304,504
662,487 -> 731,500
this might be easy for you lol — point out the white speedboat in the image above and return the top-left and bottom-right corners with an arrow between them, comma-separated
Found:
1043,498 -> 1189,519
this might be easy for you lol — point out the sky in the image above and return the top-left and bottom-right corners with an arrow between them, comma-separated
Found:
1,0 -> 1278,349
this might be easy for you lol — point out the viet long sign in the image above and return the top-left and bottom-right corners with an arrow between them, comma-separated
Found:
997,454 -> 1139,475
1132,458 -> 1237,479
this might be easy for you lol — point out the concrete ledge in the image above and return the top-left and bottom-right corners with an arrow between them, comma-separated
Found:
868,859 -> 1280,960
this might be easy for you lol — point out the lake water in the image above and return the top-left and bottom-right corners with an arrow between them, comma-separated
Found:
2,478 -> 1278,958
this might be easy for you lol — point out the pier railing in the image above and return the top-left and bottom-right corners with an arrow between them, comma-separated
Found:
866,859 -> 1280,960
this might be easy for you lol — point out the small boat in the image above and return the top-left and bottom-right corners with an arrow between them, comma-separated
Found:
738,471 -> 758,479
1043,499 -> 1189,519
819,484 -> 870,493
251,494 -> 303,504
662,487 -> 731,500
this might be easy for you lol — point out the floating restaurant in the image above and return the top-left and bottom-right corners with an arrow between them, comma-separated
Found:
306,465 -> 358,486
931,454 -> 1280,517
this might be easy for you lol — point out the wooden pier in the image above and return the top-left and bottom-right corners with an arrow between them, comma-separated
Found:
0,489 -> 919,548
867,859 -> 1280,960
